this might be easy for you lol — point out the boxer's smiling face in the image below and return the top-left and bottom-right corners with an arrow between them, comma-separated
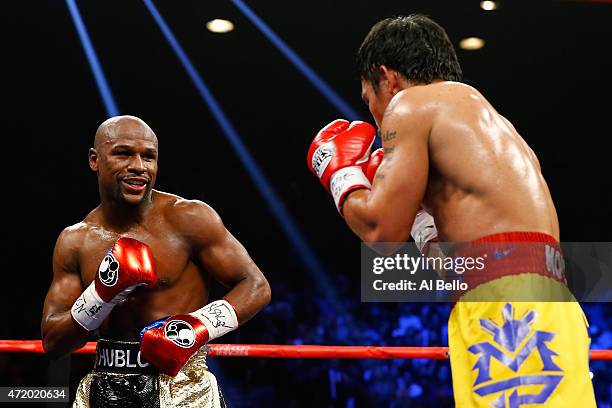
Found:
107,138 -> 158,205
90,117 -> 159,207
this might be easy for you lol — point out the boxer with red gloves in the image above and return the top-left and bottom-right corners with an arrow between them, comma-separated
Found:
304,15 -> 595,407
42,116 -> 270,408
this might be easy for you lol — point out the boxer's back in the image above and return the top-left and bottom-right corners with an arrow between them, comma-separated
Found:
418,82 -> 559,241
76,191 -> 210,340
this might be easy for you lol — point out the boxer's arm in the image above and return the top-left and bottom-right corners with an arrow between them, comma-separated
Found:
174,200 -> 271,324
41,228 -> 90,357
343,98 -> 430,243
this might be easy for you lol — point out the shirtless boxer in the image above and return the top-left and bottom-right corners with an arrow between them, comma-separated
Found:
42,115 -> 271,407
307,15 -> 596,407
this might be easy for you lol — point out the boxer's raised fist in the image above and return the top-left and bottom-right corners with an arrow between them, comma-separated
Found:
71,238 -> 157,331
95,237 -> 157,302
307,119 -> 376,212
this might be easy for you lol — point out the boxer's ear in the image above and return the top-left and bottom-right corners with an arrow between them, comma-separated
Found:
88,148 -> 99,172
378,65 -> 400,95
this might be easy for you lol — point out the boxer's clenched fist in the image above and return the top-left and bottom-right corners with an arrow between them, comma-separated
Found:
140,299 -> 239,376
140,314 -> 210,377
94,237 -> 157,301
71,237 -> 157,331
307,119 -> 376,212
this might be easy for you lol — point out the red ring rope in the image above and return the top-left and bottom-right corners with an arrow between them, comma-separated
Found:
1,340 -> 611,360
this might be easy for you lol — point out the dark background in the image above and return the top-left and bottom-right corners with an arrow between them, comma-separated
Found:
5,0 -> 612,406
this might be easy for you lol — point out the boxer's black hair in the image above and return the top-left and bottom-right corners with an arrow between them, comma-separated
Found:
357,15 -> 462,90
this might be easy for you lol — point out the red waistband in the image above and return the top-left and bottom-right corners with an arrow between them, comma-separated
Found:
470,231 -> 558,244
453,231 -> 566,294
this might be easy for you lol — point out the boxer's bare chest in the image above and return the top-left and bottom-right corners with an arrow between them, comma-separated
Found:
77,216 -> 192,288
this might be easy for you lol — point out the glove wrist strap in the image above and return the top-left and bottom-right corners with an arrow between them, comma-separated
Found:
190,299 -> 239,342
71,281 -> 115,331
330,166 -> 371,213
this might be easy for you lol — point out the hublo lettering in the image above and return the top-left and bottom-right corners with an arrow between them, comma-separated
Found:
97,348 -> 149,368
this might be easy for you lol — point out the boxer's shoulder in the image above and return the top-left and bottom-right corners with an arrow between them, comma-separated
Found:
54,222 -> 90,271
380,85 -> 441,138
393,81 -> 482,108
424,82 -> 491,114
57,221 -> 90,246
160,191 -> 225,244
383,82 -> 456,122
152,190 -> 218,221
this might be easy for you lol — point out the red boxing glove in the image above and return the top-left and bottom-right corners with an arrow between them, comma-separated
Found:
140,314 -> 210,377
364,148 -> 384,183
94,237 -> 157,302
140,299 -> 239,376
307,119 -> 376,212
71,237 -> 157,331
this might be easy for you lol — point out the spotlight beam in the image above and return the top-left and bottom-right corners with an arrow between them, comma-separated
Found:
143,0 -> 341,305
231,0 -> 360,121
65,0 -> 119,117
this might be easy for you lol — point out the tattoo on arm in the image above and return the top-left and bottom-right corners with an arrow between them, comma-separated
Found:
375,147 -> 395,180
382,130 -> 397,142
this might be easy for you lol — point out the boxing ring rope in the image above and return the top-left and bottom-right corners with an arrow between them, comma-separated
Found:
1,340 -> 611,360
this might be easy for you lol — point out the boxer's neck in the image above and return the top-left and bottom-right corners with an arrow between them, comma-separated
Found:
100,195 -> 153,228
